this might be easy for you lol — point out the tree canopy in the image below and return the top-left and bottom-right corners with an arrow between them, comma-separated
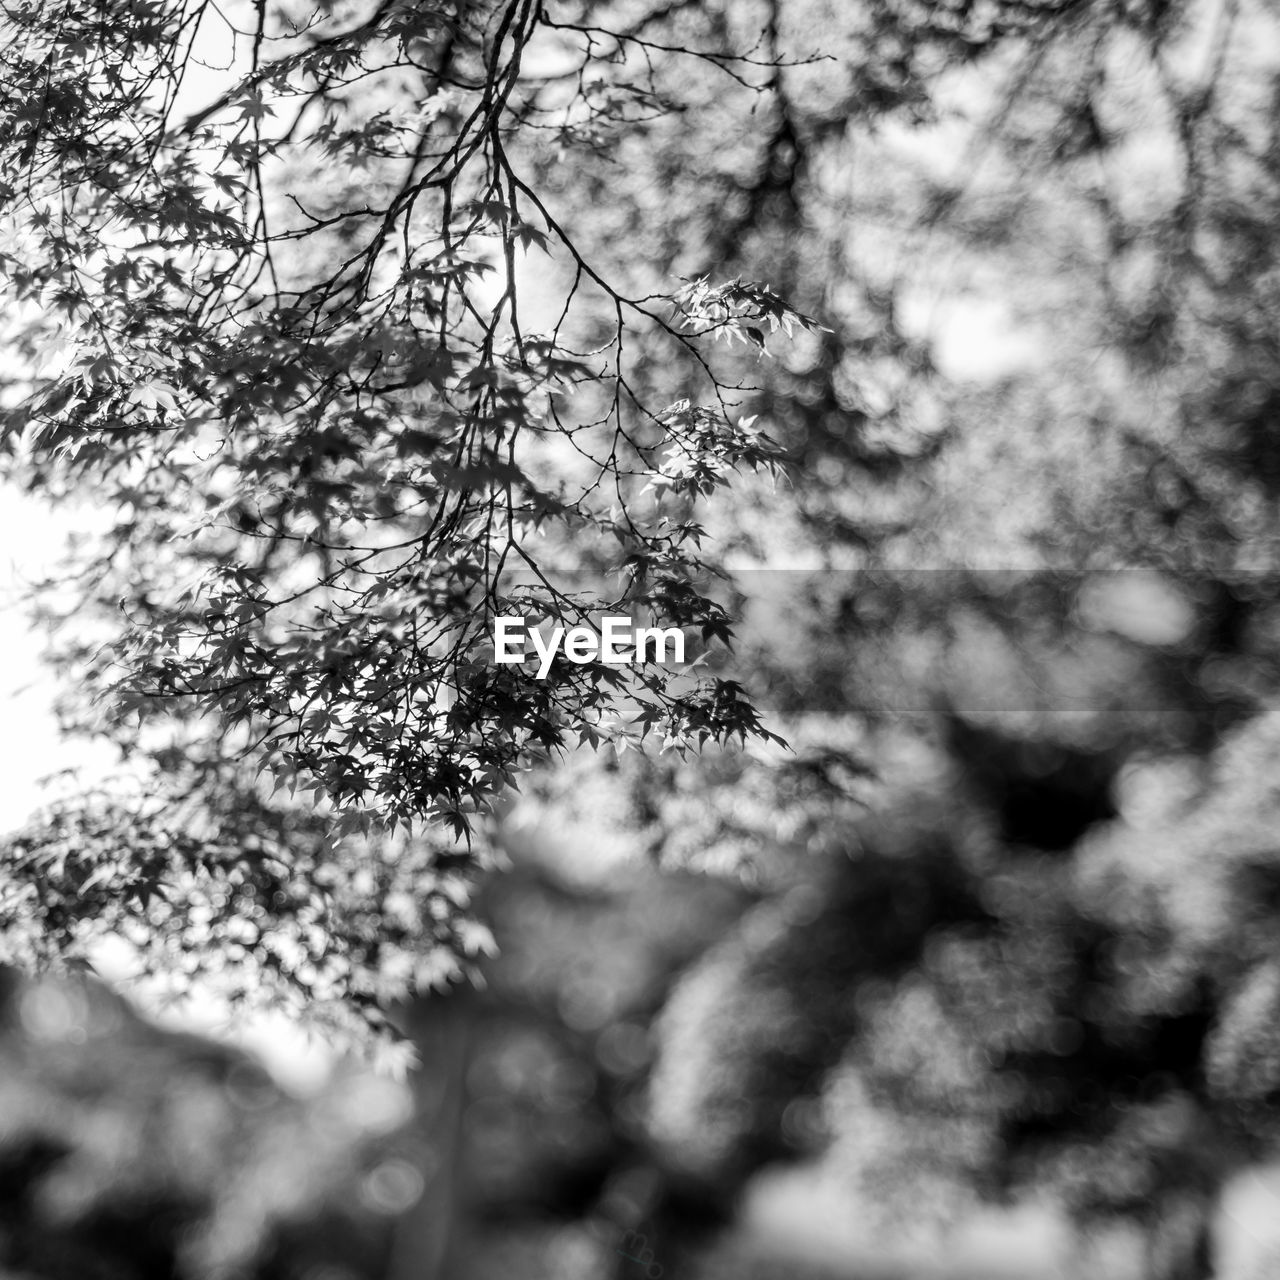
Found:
8,1 -> 1280,1274
0,0 -> 820,1042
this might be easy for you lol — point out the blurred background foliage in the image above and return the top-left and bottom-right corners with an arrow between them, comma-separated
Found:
13,0 -> 1280,1277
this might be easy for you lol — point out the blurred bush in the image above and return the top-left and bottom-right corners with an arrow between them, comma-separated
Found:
0,971 -> 407,1280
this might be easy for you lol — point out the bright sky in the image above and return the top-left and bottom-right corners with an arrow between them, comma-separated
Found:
0,489 -> 112,834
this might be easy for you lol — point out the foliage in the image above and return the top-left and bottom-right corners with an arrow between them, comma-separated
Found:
0,970 -> 408,1280
494,0 -> 1280,1275
9,0 -> 1280,1272
0,0 -> 818,1030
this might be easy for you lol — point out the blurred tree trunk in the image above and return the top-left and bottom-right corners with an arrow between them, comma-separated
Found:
384,983 -> 477,1280
1144,1194 -> 1215,1280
